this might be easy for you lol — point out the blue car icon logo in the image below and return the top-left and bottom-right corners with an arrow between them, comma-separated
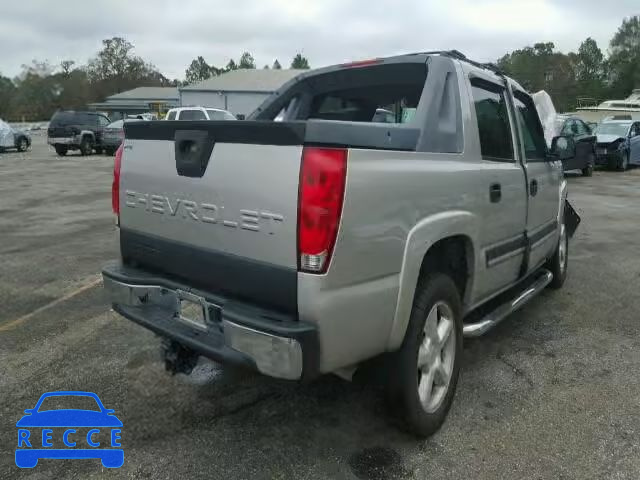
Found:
15,391 -> 123,468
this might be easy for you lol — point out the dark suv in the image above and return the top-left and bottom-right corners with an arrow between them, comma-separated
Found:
47,111 -> 111,156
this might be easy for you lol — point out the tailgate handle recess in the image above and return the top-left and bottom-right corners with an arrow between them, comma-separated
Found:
174,130 -> 215,178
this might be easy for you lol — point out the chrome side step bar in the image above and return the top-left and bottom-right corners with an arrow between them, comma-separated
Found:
463,270 -> 553,337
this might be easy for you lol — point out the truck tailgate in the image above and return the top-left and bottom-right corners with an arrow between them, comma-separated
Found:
119,121 -> 305,312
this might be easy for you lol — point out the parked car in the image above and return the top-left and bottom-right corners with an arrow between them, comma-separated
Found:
553,115 -> 596,176
165,107 -> 236,121
0,119 -> 31,153
594,120 -> 640,170
47,111 -> 111,156
102,119 -> 142,155
103,51 -> 579,438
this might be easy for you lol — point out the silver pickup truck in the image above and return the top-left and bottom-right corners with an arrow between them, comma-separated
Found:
102,51 -> 579,437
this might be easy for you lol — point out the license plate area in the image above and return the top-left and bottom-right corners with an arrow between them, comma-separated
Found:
175,290 -> 211,331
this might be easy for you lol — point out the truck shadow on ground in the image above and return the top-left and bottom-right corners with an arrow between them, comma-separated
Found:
120,296 -> 551,480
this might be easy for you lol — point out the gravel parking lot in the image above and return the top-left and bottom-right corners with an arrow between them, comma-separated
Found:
1,135 -> 640,479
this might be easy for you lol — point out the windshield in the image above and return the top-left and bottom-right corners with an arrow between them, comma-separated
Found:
206,109 -> 236,120
596,123 -> 630,136
37,395 -> 101,412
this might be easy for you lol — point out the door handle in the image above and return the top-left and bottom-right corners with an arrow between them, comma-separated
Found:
530,179 -> 538,196
489,183 -> 502,203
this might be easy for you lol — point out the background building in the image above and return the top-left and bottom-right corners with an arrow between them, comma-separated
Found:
179,69 -> 302,118
89,87 -> 179,120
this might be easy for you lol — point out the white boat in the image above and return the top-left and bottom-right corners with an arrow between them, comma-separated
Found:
576,89 -> 640,123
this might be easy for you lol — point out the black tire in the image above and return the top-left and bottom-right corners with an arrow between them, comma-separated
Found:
384,273 -> 463,437
80,137 -> 93,156
617,151 -> 629,171
16,137 -> 29,152
582,154 -> 594,176
54,145 -> 68,156
546,221 -> 568,289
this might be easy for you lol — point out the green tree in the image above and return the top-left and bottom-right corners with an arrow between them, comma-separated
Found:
0,74 -> 16,118
226,59 -> 238,71
608,16 -> 640,97
574,38 -> 606,102
497,42 -> 578,111
86,37 -> 163,97
272,59 -> 282,69
238,52 -> 256,69
60,60 -> 75,77
185,56 -> 215,84
290,53 -> 310,69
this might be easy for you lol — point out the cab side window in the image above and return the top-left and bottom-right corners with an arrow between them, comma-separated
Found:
577,120 -> 591,135
470,82 -> 514,162
513,92 -> 547,161
166,111 -> 176,121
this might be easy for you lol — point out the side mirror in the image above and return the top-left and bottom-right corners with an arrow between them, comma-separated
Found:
550,135 -> 576,160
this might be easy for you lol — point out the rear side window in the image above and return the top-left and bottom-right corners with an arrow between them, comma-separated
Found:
471,83 -> 514,161
513,92 -> 547,161
179,110 -> 206,121
268,63 -> 427,124
166,111 -> 176,121
309,84 -> 422,123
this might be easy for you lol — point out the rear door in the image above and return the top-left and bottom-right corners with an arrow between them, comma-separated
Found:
511,89 -> 562,272
468,77 -> 528,299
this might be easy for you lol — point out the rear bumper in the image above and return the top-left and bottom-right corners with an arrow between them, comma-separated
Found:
102,262 -> 318,381
47,135 -> 80,146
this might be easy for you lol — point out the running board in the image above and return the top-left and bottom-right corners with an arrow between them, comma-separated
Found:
463,270 -> 553,337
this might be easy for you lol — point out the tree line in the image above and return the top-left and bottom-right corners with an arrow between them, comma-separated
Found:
0,15 -> 638,121
497,16 -> 639,111
184,52 -> 309,85
0,37 -> 311,122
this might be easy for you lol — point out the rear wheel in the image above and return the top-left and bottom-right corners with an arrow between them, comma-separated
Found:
16,137 -> 28,152
582,154 -> 594,176
384,273 -> 462,437
80,137 -> 93,156
54,145 -> 68,156
617,151 -> 629,171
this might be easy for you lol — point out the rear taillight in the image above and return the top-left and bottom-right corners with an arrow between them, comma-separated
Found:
297,147 -> 347,273
112,144 -> 123,217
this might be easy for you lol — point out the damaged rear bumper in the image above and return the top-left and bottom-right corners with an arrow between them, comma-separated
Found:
102,262 -> 319,381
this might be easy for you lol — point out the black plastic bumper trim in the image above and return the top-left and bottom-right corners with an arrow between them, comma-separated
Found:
119,228 -> 297,314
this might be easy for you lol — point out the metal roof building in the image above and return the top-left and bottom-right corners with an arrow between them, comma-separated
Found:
89,87 -> 179,120
179,69 -> 303,118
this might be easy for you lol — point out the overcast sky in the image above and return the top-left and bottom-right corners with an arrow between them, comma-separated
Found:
0,0 -> 637,79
